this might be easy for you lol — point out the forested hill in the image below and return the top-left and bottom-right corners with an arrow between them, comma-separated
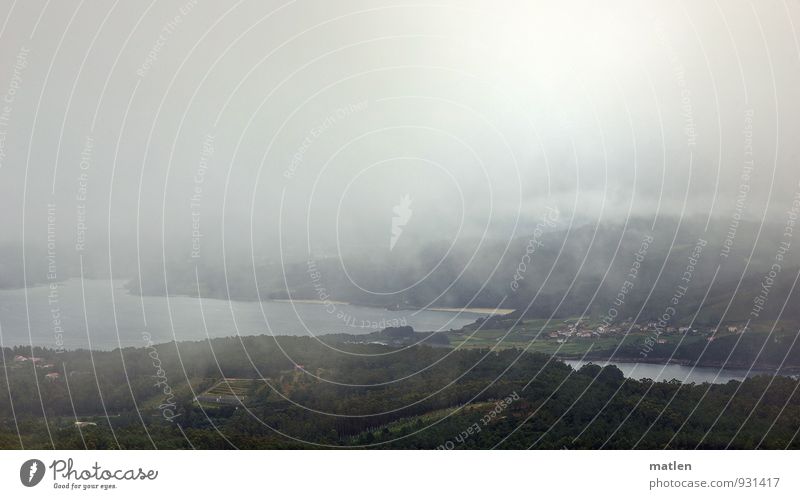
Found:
1,333 -> 799,449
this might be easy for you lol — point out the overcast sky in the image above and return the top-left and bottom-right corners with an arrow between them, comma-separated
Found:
1,0 -> 799,261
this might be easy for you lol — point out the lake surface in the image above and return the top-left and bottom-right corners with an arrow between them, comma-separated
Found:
0,279 -> 483,350
563,359 -> 786,384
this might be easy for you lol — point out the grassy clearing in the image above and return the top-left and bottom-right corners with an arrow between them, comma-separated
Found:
353,401 -> 497,442
446,318 -> 710,356
195,378 -> 263,407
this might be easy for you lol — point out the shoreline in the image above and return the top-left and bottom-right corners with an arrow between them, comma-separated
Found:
558,355 -> 800,375
272,298 -> 350,306
424,306 -> 515,315
115,279 -> 506,315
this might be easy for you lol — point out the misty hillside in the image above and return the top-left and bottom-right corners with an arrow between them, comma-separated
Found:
116,215 -> 800,324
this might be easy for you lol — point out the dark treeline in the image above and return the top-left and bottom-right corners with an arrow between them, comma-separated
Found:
599,331 -> 800,370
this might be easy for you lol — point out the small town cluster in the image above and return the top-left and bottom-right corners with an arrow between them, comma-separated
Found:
543,319 -> 743,344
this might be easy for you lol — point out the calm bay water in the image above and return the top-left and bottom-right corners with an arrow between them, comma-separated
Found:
0,279 -> 482,350
563,359 -> 785,384
3,280 -> 789,385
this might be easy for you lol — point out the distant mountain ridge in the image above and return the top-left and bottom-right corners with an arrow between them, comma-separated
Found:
113,216 -> 800,324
